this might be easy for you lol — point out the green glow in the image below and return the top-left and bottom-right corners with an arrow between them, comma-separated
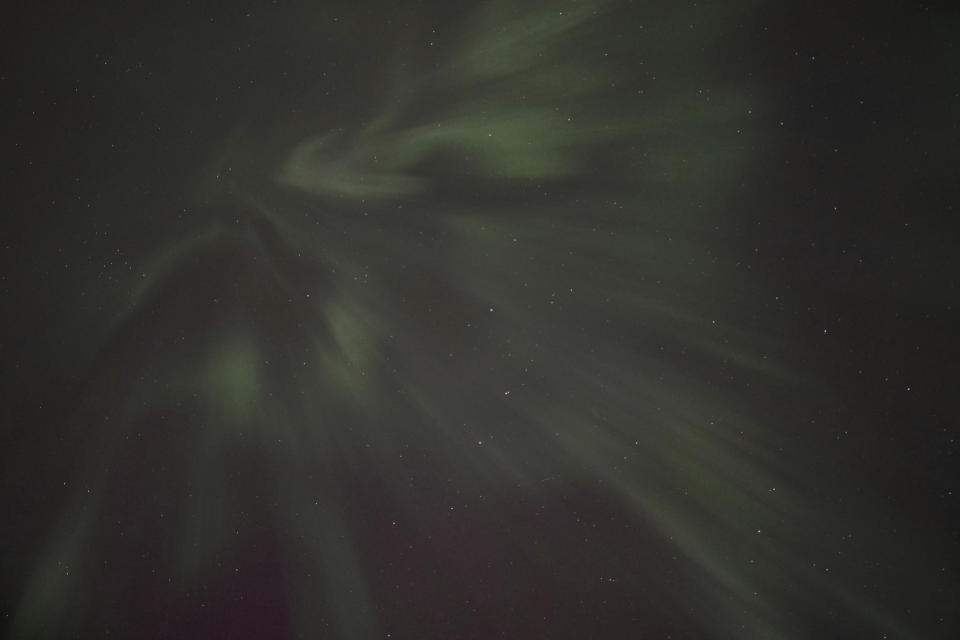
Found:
9,504 -> 96,638
318,297 -> 380,401
446,0 -> 604,83
206,330 -> 261,423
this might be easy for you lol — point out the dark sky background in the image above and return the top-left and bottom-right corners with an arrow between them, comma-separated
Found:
1,1 -> 958,638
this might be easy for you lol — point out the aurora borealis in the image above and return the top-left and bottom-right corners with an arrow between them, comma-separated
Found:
2,1 -> 958,638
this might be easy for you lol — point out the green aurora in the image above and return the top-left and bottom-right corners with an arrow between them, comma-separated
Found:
3,1 -> 957,638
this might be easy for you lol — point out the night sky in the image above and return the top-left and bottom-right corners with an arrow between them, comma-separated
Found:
2,1 -> 958,638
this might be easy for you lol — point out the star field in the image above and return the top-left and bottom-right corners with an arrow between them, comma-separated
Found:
1,1 -> 958,638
